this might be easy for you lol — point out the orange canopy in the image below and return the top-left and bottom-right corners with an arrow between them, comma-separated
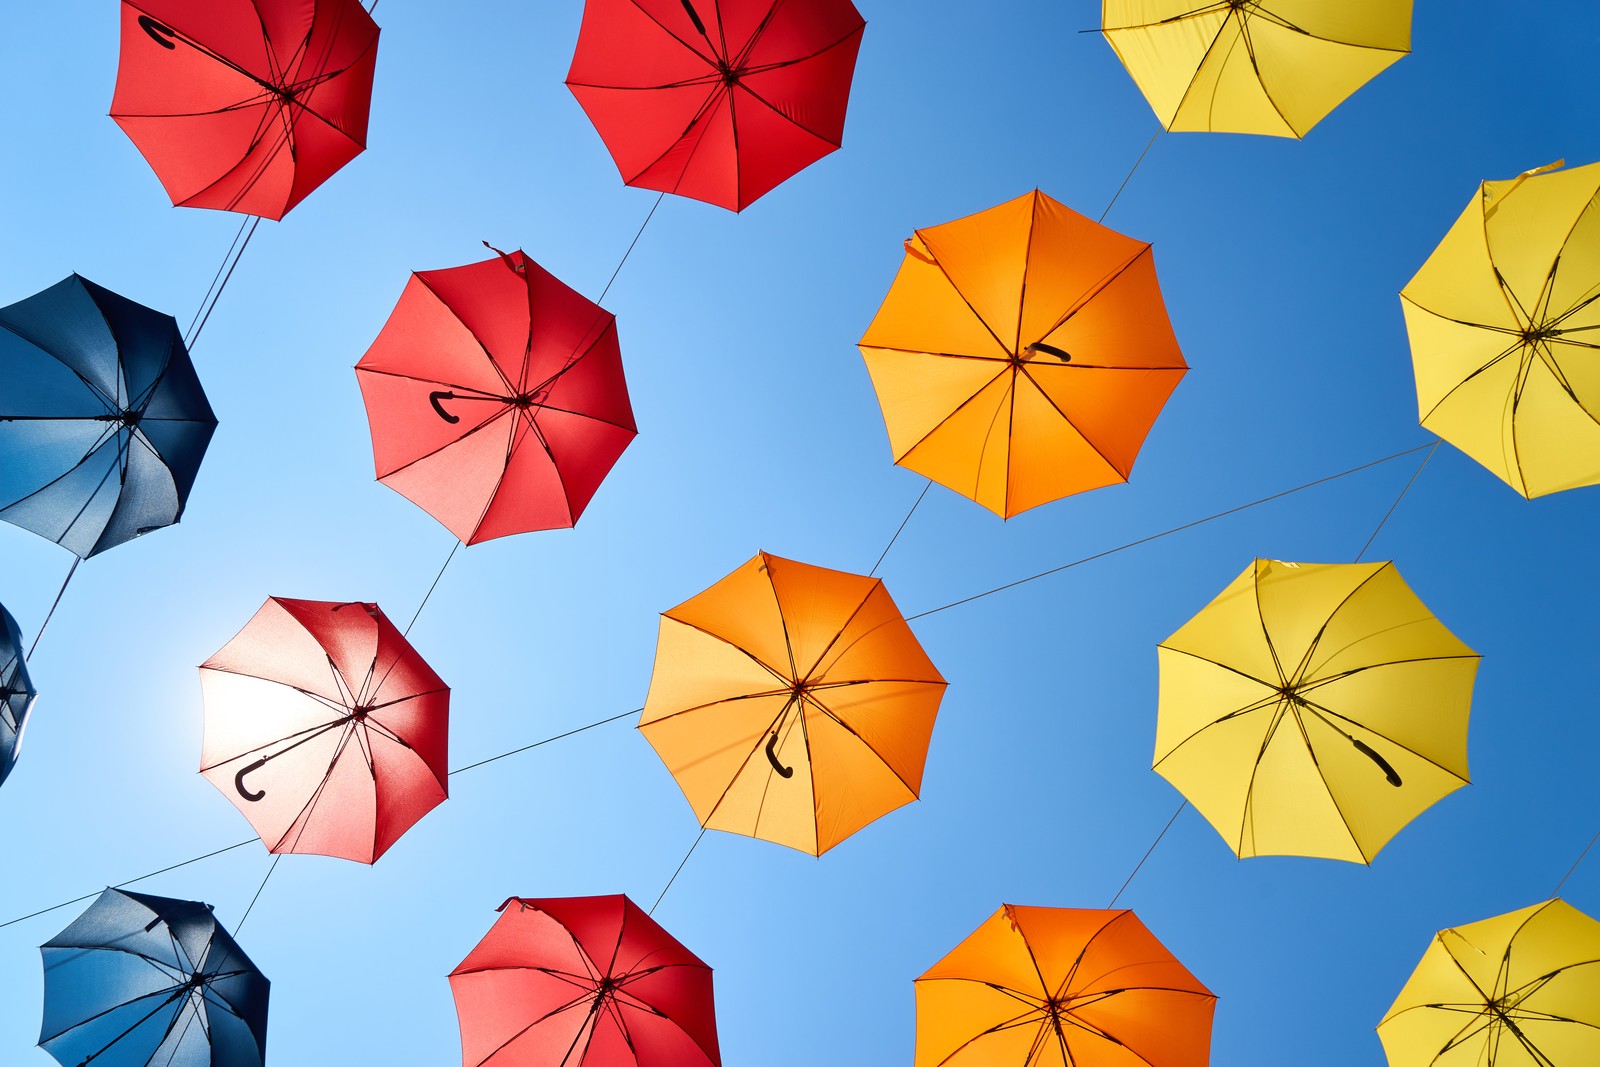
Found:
639,551 -> 947,855
916,905 -> 1216,1067
859,190 -> 1187,518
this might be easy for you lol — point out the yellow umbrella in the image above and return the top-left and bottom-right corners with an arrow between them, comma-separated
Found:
1101,1 -> 1412,137
1155,559 -> 1478,862
1379,899 -> 1600,1065
1404,159 -> 1600,498
639,551 -> 947,855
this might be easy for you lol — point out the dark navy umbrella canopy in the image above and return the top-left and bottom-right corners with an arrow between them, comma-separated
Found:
0,275 -> 216,558
39,888 -> 269,1067
0,601 -> 36,789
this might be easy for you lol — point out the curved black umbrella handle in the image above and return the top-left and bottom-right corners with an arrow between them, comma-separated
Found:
1350,737 -> 1402,788
139,15 -> 178,49
1025,342 -> 1073,363
429,391 -> 461,424
234,758 -> 268,802
680,0 -> 708,37
765,731 -> 794,779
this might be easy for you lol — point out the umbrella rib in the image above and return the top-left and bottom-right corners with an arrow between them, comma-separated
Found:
410,275 -> 518,394
50,983 -> 191,1063
890,360 -> 1014,465
1030,245 -> 1150,345
1287,563 -> 1395,681
912,242 -> 1024,359
1015,363 -> 1139,481
0,323 -> 121,412
1160,6 -> 1245,133
641,685 -> 804,726
619,0 -> 721,68
374,405 -> 515,483
929,1006 -> 1051,1067
1293,694 -> 1470,782
274,721 -> 359,853
727,26 -> 865,147
655,616 -> 796,694
798,687 -> 923,800
1232,8 -> 1302,137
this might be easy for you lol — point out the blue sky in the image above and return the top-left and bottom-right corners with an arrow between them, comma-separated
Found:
3,2 -> 1600,1065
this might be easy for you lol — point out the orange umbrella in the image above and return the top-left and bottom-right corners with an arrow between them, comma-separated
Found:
916,905 -> 1216,1067
858,190 -> 1187,518
639,551 -> 947,855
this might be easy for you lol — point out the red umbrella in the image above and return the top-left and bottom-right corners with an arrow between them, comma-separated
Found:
199,597 -> 448,864
354,249 -> 638,544
110,0 -> 379,219
566,0 -> 865,211
449,895 -> 721,1067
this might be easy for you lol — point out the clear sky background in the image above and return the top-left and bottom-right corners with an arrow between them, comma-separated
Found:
3,2 -> 1600,1065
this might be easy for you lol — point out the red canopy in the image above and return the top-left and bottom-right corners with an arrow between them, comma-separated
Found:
449,895 -> 721,1067
355,249 -> 638,544
566,0 -> 865,211
199,597 -> 448,864
111,0 -> 379,219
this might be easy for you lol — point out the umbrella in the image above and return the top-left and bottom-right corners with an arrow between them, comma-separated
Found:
110,0 -> 380,219
354,249 -> 637,544
39,887 -> 269,1067
1100,1 -> 1411,137
199,597 -> 449,864
915,904 -> 1216,1067
1404,159 -> 1600,498
1156,559 -> 1479,863
565,0 -> 865,211
1378,898 -> 1600,1065
0,274 -> 217,559
639,551 -> 947,855
0,601 -> 37,790
858,189 -> 1187,518
448,894 -> 720,1067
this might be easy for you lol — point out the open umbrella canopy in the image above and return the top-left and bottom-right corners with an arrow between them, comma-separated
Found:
565,0 -> 865,211
1100,0 -> 1412,138
915,904 -> 1216,1067
110,0 -> 380,219
199,597 -> 450,864
1378,898 -> 1600,1066
0,274 -> 216,559
448,894 -> 720,1067
39,887 -> 269,1067
1156,559 -> 1479,863
355,248 -> 637,544
0,601 -> 36,790
859,189 -> 1186,518
1404,159 -> 1600,499
640,551 -> 946,856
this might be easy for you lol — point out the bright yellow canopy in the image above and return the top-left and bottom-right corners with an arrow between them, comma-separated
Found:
1379,899 -> 1600,1066
1404,159 -> 1600,498
639,552 -> 947,856
858,189 -> 1186,518
1155,559 -> 1478,863
1101,1 -> 1411,137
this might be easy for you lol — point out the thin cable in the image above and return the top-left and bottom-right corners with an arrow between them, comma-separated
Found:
906,441 -> 1438,622
1099,130 -> 1160,224
234,854 -> 280,932
27,556 -> 79,658
448,709 -> 639,776
187,217 -> 262,351
1354,441 -> 1440,563
1108,801 -> 1186,908
404,540 -> 460,636
1554,827 -> 1600,898
650,828 -> 706,916
869,481 -> 930,577
597,192 -> 665,305
185,217 -> 250,342
0,838 -> 256,930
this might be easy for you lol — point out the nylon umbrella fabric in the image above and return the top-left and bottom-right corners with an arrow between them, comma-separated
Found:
1404,159 -> 1600,499
0,274 -> 217,559
0,601 -> 37,790
199,597 -> 449,864
565,0 -> 865,211
639,551 -> 947,856
38,888 -> 269,1067
1100,1 -> 1412,137
110,0 -> 379,219
448,894 -> 720,1067
355,249 -> 637,544
1378,899 -> 1600,1066
1155,559 -> 1479,863
915,904 -> 1216,1067
858,189 -> 1187,518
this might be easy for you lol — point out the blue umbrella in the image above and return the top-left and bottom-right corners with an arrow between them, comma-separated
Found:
0,600 -> 35,789
0,275 -> 216,558
39,888 -> 269,1067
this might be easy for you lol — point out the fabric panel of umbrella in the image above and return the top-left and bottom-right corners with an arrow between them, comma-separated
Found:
0,274 -> 217,558
39,888 -> 269,1067
566,0 -> 865,211
0,601 -> 37,790
1155,559 -> 1479,863
199,597 -> 449,864
111,0 -> 380,219
858,189 -> 1187,518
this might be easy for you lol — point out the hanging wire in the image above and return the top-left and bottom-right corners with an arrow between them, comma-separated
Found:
404,540 -> 460,637
185,217 -> 261,351
1098,130 -> 1160,224
27,556 -> 79,659
1554,828 -> 1600,898
1354,441 -> 1440,563
234,855 -> 280,932
1107,801 -> 1187,908
448,709 -> 639,776
649,828 -> 707,916
869,481 -> 930,577
0,839 -> 256,931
